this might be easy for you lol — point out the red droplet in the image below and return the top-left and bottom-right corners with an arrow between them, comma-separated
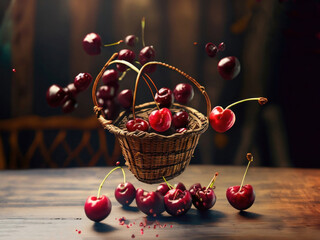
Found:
78,230 -> 81,234
75,229 -> 78,231
154,225 -> 157,229
116,161 -> 120,166
156,234 -> 159,237
193,42 -> 198,45
131,234 -> 135,238
153,213 -> 157,217
170,225 -> 173,228
127,225 -> 130,228
12,69 -> 16,72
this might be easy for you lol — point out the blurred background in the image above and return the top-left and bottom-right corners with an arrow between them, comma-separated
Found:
0,0 -> 319,169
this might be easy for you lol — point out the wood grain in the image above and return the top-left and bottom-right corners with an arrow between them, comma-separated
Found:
0,165 -> 319,239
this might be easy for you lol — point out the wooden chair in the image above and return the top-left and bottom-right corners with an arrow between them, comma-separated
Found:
0,115 -> 121,169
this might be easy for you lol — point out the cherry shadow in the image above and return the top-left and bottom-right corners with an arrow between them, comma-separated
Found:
154,208 -> 226,225
121,205 -> 140,212
92,222 -> 116,233
238,210 -> 263,219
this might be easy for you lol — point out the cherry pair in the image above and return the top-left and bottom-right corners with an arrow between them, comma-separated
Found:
46,73 -> 92,113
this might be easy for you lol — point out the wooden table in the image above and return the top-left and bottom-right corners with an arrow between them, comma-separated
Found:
1,165 -> 319,240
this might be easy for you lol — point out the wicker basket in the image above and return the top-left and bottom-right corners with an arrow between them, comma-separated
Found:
92,53 -> 211,184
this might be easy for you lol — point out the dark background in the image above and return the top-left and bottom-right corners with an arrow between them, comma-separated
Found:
0,0 -> 319,168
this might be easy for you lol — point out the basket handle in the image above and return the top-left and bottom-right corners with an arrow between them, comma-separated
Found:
92,53 -> 118,121
133,61 -> 212,118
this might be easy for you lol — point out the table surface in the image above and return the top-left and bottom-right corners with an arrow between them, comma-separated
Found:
0,165 -> 319,240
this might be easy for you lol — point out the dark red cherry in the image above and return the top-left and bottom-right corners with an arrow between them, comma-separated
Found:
155,88 -> 174,108
117,49 -> 135,72
64,83 -> 79,99
62,98 -> 78,113
46,84 -> 66,107
164,188 -> 192,216
139,46 -> 157,73
98,83 -> 119,100
124,35 -> 137,47
135,189 -> 165,217
102,69 -> 118,85
172,111 -> 189,128
117,89 -> 133,109
126,118 -> 149,132
205,42 -> 218,58
82,33 -> 102,55
217,56 -> 241,80
218,42 -> 225,51
103,100 -> 119,120
115,182 -> 136,206
74,73 -> 93,92
173,83 -> 194,104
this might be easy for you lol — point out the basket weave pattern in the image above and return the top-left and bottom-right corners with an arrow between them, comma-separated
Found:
100,102 -> 208,183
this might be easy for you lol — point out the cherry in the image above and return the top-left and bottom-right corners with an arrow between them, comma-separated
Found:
217,56 -> 240,80
74,73 -> 93,92
205,42 -> 218,58
148,108 -> 172,132
226,153 -> 255,211
102,100 -> 119,120
114,167 -> 136,206
156,183 -> 170,196
164,188 -> 192,216
155,88 -> 174,108
189,173 -> 218,211
64,83 -> 78,99
218,42 -> 225,51
62,98 -> 78,113
98,83 -> 119,100
84,195 -> 111,222
117,89 -> 133,109
84,166 -> 123,222
82,33 -> 102,55
125,35 -> 137,47
46,84 -> 66,107
135,188 -> 165,217
117,49 -> 135,72
139,46 -> 157,73
209,97 -> 268,133
209,106 -> 235,133
102,69 -> 118,85
126,118 -> 149,132
172,111 -> 189,129
173,83 -> 194,104
174,182 -> 186,191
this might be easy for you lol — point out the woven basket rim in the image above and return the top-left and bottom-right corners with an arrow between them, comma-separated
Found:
98,102 -> 208,139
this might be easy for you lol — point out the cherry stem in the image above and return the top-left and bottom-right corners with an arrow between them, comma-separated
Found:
205,172 -> 219,191
239,153 -> 254,192
104,40 -> 123,47
120,167 -> 126,184
141,17 -> 146,47
97,166 -> 122,199
162,176 -> 174,189
225,97 -> 261,110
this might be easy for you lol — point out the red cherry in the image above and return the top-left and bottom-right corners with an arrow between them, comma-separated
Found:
117,89 -> 133,109
148,108 -> 172,132
135,188 -> 165,216
82,33 -> 102,55
124,35 -> 137,47
155,88 -> 174,108
126,118 -> 149,132
205,42 -> 218,57
62,98 -> 78,113
74,73 -> 93,92
172,111 -> 189,129
117,49 -> 135,72
226,185 -> 255,211
46,84 -> 66,107
164,188 -> 192,216
139,46 -> 157,73
189,184 -> 216,211
102,69 -> 118,85
173,83 -> 194,104
217,56 -> 241,80
156,183 -> 170,196
209,106 -> 235,133
115,182 -> 136,206
84,195 -> 112,222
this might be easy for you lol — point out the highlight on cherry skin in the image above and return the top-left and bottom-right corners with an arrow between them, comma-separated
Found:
226,153 -> 255,211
